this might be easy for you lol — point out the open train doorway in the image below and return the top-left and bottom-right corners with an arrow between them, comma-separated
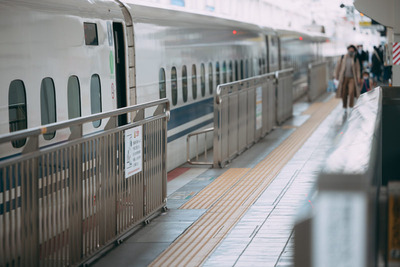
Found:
113,22 -> 127,126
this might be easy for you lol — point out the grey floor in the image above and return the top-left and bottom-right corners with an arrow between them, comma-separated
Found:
94,93 -> 347,267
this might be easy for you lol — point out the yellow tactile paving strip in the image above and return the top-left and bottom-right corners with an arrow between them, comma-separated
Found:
180,168 -> 250,210
301,102 -> 323,115
150,98 -> 340,267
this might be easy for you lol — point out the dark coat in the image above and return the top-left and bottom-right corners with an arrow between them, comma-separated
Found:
371,49 -> 382,76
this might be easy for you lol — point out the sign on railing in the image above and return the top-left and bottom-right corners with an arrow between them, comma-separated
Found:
0,99 -> 169,266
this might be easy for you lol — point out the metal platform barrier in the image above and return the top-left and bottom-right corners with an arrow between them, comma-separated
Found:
308,61 -> 328,102
295,86 -> 400,266
276,69 -> 294,125
0,99 -> 169,266
186,69 -> 293,167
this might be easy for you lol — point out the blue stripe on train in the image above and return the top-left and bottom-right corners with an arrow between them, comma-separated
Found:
167,118 -> 214,143
168,97 -> 214,130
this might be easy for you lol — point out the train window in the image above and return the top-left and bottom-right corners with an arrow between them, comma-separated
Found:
222,61 -> 227,84
40,77 -> 57,140
253,58 -> 258,76
208,63 -> 213,95
254,58 -> 258,76
171,67 -> 177,105
235,60 -> 239,81
84,22 -> 98,46
216,62 -> 220,86
229,61 -> 233,82
90,74 -> 102,128
245,59 -> 249,78
240,60 -> 244,80
182,65 -> 188,102
8,80 -> 27,148
201,63 -> 206,97
262,58 -> 266,74
159,68 -> 166,99
250,59 -> 255,77
258,58 -> 262,75
192,64 -> 197,100
68,76 -> 81,120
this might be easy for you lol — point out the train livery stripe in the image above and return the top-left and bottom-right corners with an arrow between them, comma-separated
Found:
149,97 -> 340,267
168,97 -> 214,130
167,118 -> 213,143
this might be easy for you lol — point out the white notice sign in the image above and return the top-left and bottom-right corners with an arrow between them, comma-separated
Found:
125,126 -> 143,178
256,86 -> 262,130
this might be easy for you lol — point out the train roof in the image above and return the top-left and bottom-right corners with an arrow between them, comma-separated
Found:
0,0 -> 328,42
0,0 -> 124,20
123,2 -> 274,34
124,2 -> 328,42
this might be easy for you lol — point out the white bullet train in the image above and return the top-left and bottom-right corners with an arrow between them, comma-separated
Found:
0,0 -> 327,171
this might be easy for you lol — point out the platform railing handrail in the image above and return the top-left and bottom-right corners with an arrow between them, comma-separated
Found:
0,98 -> 170,266
0,98 -> 170,145
186,127 -> 214,165
275,68 -> 294,78
308,61 -> 327,68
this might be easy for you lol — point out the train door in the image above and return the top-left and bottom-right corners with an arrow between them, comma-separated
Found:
113,22 -> 127,126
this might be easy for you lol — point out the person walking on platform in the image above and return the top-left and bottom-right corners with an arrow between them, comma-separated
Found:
334,45 -> 361,113
357,44 -> 368,72
361,70 -> 372,94
371,46 -> 383,82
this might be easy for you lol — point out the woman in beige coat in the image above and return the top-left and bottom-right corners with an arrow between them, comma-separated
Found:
334,45 -> 361,112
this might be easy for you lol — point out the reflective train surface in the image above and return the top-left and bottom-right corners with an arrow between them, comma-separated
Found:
0,0 -> 328,171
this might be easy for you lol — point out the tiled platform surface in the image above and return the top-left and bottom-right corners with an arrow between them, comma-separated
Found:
94,93 -> 347,267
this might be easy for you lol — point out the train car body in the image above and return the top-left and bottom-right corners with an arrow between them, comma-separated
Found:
0,0 -> 326,171
128,4 -> 272,170
0,0 -> 129,156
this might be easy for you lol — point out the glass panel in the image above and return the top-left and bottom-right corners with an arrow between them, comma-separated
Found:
171,67 -> 177,105
90,74 -> 102,128
208,63 -> 213,94
8,80 -> 27,148
192,64 -> 197,100
40,77 -> 57,140
68,76 -> 81,120
216,62 -> 220,86
182,65 -> 188,102
159,68 -> 166,99
201,63 -> 206,97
